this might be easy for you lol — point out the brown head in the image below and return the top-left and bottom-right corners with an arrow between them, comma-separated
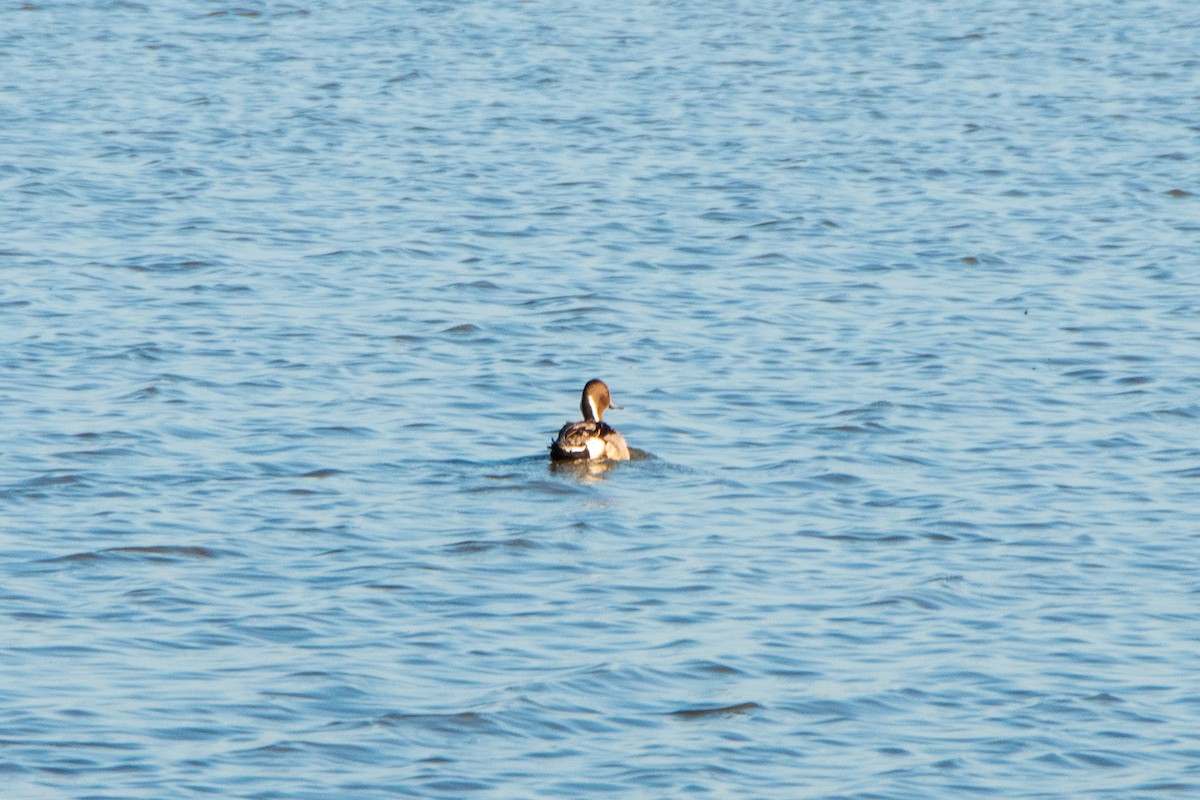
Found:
580,379 -> 621,422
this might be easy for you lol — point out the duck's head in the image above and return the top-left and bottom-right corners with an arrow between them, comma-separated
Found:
580,378 -> 621,422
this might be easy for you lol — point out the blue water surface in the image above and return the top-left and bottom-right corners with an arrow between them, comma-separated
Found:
2,1 -> 1200,798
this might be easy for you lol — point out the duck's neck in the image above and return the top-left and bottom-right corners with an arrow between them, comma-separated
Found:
582,395 -> 601,422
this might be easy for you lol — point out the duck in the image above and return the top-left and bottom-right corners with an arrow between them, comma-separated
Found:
549,379 -> 631,462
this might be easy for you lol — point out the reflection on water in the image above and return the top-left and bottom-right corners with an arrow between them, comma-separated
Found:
3,0 -> 1200,797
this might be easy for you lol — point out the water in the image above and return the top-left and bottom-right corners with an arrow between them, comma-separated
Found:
3,1 -> 1199,797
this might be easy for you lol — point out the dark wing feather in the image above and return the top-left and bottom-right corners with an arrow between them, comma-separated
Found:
549,421 -> 599,461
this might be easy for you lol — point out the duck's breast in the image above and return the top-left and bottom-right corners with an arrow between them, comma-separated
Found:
603,430 -> 630,461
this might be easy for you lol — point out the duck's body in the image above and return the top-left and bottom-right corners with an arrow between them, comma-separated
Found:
549,379 -> 631,462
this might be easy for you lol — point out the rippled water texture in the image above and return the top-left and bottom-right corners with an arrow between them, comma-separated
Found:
3,1 -> 1200,797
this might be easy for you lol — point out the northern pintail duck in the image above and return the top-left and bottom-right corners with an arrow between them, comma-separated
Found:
550,379 -> 631,462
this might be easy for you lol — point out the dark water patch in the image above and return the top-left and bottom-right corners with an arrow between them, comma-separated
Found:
1165,466 -> 1200,479
12,645 -> 103,658
377,711 -> 504,736
448,280 -> 501,291
52,447 -> 138,459
311,426 -> 375,437
237,624 -> 321,645
152,726 -> 229,742
681,660 -> 745,677
120,256 -> 214,273
864,490 -> 946,509
442,323 -> 480,335
421,778 -> 494,793
669,702 -> 762,720
273,486 -> 330,498
301,468 -> 344,478
811,472 -> 864,485
801,528 -> 912,544
24,473 -> 88,488
116,385 -> 163,401
44,546 -> 231,564
1134,782 -> 1199,793
184,282 -> 252,293
817,422 -> 897,435
1084,693 -> 1123,704
446,538 -> 538,555
0,739 -> 139,752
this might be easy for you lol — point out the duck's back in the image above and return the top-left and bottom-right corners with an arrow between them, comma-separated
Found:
550,420 -> 629,461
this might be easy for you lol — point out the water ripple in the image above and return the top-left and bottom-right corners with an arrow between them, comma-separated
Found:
3,0 -> 1199,797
